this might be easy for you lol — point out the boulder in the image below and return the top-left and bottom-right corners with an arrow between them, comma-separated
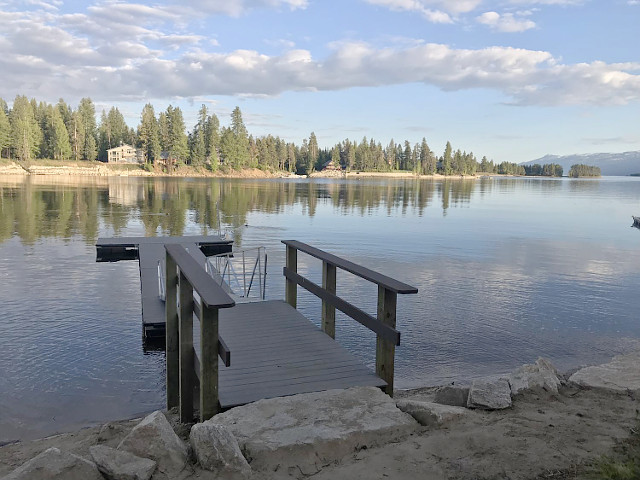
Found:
211,387 -> 419,474
467,377 -> 512,410
1,447 -> 103,480
117,411 -> 188,477
509,358 -> 562,395
569,351 -> 640,392
433,385 -> 470,407
396,400 -> 468,427
90,445 -> 156,480
189,422 -> 251,476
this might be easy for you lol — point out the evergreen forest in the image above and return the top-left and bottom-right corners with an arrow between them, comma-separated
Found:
0,94 -> 531,176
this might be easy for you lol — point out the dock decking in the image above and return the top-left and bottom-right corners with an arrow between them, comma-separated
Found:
212,300 -> 385,408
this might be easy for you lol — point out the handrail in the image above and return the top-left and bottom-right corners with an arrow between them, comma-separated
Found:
282,240 -> 417,396
165,244 -> 236,308
282,240 -> 418,294
164,244 -> 236,423
283,268 -> 400,345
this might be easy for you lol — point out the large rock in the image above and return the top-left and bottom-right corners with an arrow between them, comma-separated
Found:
211,387 -> 419,474
509,358 -> 562,395
90,444 -> 156,480
1,447 -> 103,480
117,411 -> 188,477
467,377 -> 512,410
569,351 -> 640,392
396,399 -> 468,428
189,422 -> 251,476
433,385 -> 470,407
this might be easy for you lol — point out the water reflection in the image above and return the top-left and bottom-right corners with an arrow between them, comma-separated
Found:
0,176 -> 487,244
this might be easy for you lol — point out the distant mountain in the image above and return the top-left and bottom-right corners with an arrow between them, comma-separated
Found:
521,151 -> 640,176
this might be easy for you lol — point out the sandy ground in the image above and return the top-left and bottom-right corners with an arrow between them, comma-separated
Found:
1,382 -> 637,480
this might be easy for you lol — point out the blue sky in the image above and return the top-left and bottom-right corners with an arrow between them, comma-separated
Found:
1,0 -> 639,163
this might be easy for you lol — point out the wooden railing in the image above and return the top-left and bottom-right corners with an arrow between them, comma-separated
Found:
164,244 -> 235,422
281,240 -> 418,396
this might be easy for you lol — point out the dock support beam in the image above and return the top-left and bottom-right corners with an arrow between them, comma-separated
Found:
285,245 -> 297,308
165,254 -> 179,410
199,300 -> 220,421
178,271 -> 194,422
376,286 -> 397,397
321,262 -> 336,338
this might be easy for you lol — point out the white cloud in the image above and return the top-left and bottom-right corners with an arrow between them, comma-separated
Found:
0,2 -> 638,109
364,0 -> 453,23
180,0 -> 308,16
477,11 -> 536,32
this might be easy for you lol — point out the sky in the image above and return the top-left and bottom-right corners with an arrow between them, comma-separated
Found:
1,0 -> 639,163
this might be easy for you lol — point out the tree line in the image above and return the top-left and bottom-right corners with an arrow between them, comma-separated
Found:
1,94 -> 513,176
568,164 -> 601,177
523,163 -> 563,177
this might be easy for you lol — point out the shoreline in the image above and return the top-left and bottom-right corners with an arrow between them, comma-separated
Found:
0,161 -> 486,180
2,352 -> 639,479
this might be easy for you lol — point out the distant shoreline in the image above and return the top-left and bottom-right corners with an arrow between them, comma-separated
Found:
0,161 -> 484,179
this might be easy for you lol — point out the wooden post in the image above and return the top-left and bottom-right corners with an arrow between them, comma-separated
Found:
165,252 -> 179,410
375,286 -> 397,397
321,261 -> 336,338
199,300 -> 220,421
285,245 -> 297,308
178,270 -> 194,422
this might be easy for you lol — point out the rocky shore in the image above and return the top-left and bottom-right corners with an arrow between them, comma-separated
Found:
1,351 -> 639,479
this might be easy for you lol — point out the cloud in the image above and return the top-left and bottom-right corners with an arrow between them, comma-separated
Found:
180,0 -> 308,16
0,3 -> 638,108
364,0 -> 455,23
477,11 -> 536,32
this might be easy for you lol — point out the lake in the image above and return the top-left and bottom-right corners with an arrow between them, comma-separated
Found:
1,174 -> 639,443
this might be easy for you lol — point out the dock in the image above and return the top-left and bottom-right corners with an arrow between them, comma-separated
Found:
96,235 -> 233,338
97,236 -> 417,422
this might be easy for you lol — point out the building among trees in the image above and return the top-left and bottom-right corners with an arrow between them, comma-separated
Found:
107,144 -> 144,164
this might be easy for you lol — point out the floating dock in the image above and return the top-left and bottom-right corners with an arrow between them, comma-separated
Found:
96,235 -> 233,338
97,236 -> 417,420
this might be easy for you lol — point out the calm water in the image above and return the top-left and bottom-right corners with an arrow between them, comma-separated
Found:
1,175 -> 639,442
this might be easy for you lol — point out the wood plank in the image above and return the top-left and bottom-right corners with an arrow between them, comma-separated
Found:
282,240 -> 418,294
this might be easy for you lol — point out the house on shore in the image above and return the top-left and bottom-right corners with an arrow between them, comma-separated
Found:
107,145 -> 144,164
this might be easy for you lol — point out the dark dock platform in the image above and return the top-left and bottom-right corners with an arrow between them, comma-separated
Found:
96,235 -> 232,338
98,236 -> 417,422
214,301 -> 385,408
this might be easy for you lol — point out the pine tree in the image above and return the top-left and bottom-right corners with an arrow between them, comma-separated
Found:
77,98 -> 97,161
158,112 -> 170,152
308,132 -> 318,172
441,141 -> 453,175
166,105 -> 188,162
50,107 -> 71,160
10,95 -> 41,161
138,103 -> 160,164
0,105 -> 11,158
220,106 -> 249,168
331,144 -> 340,168
189,105 -> 207,166
205,112 -> 220,165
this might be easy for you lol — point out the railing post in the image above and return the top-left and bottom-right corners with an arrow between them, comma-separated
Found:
376,286 -> 397,397
321,261 -> 336,338
199,300 -> 220,421
285,245 -> 297,308
165,252 -> 179,409
178,270 -> 194,422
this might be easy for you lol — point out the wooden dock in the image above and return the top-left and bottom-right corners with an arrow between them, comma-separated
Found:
96,235 -> 232,338
97,237 -> 417,422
